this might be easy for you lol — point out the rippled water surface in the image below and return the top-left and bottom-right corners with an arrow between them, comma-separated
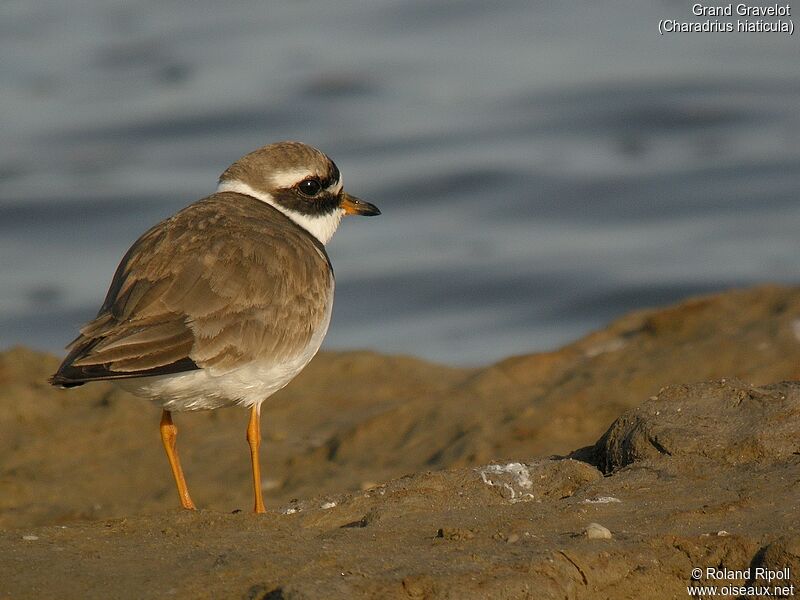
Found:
2,1 -> 799,364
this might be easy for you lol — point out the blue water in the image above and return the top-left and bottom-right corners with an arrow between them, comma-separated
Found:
2,1 -> 799,365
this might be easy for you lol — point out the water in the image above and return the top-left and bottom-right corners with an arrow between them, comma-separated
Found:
2,0 -> 799,365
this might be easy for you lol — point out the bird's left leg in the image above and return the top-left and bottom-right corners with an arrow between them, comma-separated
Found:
160,410 -> 196,510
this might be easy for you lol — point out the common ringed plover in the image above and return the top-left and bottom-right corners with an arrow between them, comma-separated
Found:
50,141 -> 380,513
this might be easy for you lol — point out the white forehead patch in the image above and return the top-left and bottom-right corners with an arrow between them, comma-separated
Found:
269,167 -> 341,193
326,174 -> 343,195
270,168 -> 315,189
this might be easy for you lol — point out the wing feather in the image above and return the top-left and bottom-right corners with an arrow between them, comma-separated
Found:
50,193 -> 332,387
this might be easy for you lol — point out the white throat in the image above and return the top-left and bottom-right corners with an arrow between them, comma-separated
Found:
216,179 -> 344,245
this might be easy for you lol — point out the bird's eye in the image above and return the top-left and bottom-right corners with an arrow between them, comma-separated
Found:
297,178 -> 322,197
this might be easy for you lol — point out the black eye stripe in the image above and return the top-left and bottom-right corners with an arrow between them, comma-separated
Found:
272,188 -> 340,216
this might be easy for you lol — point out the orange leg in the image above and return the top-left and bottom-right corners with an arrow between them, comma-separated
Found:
247,405 -> 266,514
160,410 -> 196,510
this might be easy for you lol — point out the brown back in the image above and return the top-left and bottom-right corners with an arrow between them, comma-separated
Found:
51,192 -> 333,385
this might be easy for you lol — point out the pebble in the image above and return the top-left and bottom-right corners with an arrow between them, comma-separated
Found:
584,523 -> 612,539
22,535 -> 39,541
582,496 -> 622,504
437,527 -> 475,541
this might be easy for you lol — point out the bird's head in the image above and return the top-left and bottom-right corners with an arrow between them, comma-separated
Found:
217,141 -> 380,244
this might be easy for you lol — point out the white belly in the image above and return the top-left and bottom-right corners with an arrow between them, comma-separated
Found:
117,291 -> 334,412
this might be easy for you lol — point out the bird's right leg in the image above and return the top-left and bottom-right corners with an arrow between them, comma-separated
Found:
160,409 -> 196,510
247,405 -> 266,514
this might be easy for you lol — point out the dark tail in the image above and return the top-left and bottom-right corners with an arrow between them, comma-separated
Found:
49,372 -> 85,388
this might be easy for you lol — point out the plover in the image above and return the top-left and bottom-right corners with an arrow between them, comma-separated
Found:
50,141 -> 380,513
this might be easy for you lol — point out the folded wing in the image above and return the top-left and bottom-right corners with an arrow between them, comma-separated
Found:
50,193 -> 332,387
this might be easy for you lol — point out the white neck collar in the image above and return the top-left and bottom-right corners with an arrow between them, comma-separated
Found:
216,179 -> 343,245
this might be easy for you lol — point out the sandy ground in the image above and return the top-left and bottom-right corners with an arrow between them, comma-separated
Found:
1,285 -> 800,599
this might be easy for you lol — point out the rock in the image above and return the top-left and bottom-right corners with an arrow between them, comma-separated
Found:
4,286 -> 800,529
584,523 -> 612,539
753,536 -> 800,591
594,379 -> 800,472
2,286 -> 800,598
476,459 -> 602,502
3,372 -> 799,598
436,527 -> 475,541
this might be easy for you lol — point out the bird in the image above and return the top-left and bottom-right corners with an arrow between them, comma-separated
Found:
50,141 -> 380,513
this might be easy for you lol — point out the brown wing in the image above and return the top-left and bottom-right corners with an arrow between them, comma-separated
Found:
50,193 -> 333,387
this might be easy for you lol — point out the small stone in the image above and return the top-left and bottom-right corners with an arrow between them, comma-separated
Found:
584,523 -> 612,539
582,496 -> 622,504
22,535 -> 39,541
506,533 -> 520,544
717,530 -> 730,536
437,527 -> 475,541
